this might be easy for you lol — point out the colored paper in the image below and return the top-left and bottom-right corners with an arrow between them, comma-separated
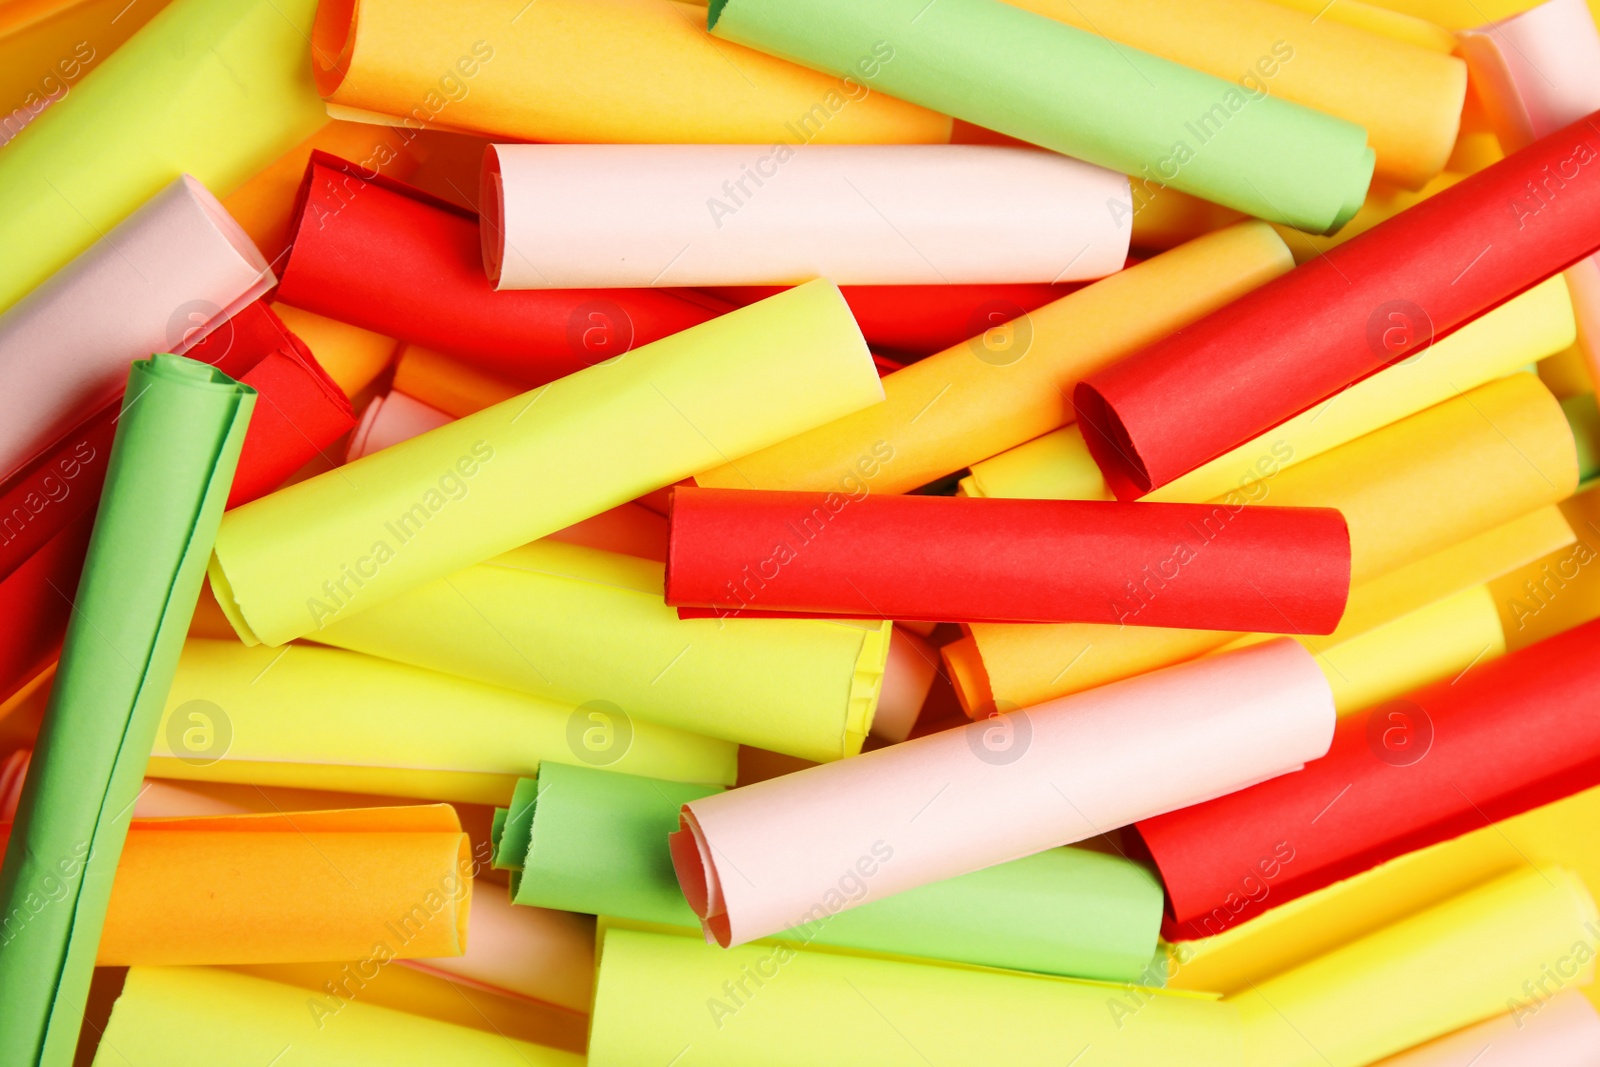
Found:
1136,616 -> 1600,939
309,540 -> 891,762
390,345 -> 520,418
495,762 -> 1163,981
150,639 -> 738,803
1226,866 -> 1598,1067
0,806 -> 469,965
587,925 -> 1241,1067
1075,109 -> 1600,498
672,638 -> 1332,947
1007,0 -> 1465,189
93,966 -> 580,1066
408,891 -> 594,1015
311,0 -> 949,145
665,489 -> 1352,632
208,278 -> 883,647
348,391 -> 452,461
1373,989 -> 1600,1066
0,174 -> 271,481
0,354 -> 253,1067
0,0 -> 325,313
484,143 -> 1130,288
276,154 -> 726,384
693,222 -> 1292,494
270,304 -> 397,400
968,274 -> 1575,506
707,0 -> 1375,233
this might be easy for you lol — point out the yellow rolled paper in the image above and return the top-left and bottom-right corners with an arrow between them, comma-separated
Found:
1228,866 -> 1599,1067
587,925 -> 1241,1067
0,0 -> 166,139
1267,0 -> 1458,52
311,0 -> 950,146
964,275 -> 1575,505
0,0 -> 327,312
695,222 -> 1293,495
1007,0 -> 1466,189
310,540 -> 890,762
1492,485 -> 1600,651
1362,1 -> 1541,30
209,280 -> 883,647
270,304 -> 399,401
149,640 -> 737,805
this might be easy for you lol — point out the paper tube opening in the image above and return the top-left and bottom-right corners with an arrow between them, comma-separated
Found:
312,0 -> 359,98
480,146 -> 507,287
203,560 -> 261,647
872,627 -> 938,743
1073,379 -> 1153,500
940,634 -> 996,720
668,824 -> 711,916
347,394 -> 386,463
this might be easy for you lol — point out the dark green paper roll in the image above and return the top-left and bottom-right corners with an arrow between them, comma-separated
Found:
494,762 -> 1164,982
707,0 -> 1374,234
0,355 -> 254,1066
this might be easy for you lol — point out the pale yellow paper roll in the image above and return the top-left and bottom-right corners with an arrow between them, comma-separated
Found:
312,0 -> 950,145
695,222 -> 1293,495
964,275 -> 1575,505
208,280 -> 883,647
1228,866 -> 1599,1067
1492,484 -> 1600,651
149,639 -> 737,805
1007,0 -> 1467,189
308,540 -> 891,762
1268,0 -> 1459,52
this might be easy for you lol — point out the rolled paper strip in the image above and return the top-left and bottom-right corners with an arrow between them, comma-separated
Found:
151,640 -> 738,802
348,391 -> 453,461
949,503 -> 1575,714
694,222 -> 1293,495
208,278 -> 883,647
1459,0 -> 1600,383
1075,108 -> 1600,499
271,303 -> 398,399
276,154 -> 726,383
0,0 -> 326,313
665,489 -> 1352,633
310,540 -> 891,762
1226,866 -> 1599,1067
406,892 -> 595,1015
588,925 -> 1242,1067
0,355 -> 254,1067
1136,616 -> 1600,941
671,638 -> 1333,947
483,143 -> 1131,288
0,806 -> 469,965
1266,0 -> 1459,51
0,0 -> 163,143
1006,0 -> 1465,189
0,174 -> 271,481
700,280 -> 1084,356
970,275 -> 1575,504
391,345 -> 522,419
1371,988 -> 1600,1066
94,967 -> 581,1066
313,0 -> 950,144
706,0 -> 1375,233
495,763 -> 1165,982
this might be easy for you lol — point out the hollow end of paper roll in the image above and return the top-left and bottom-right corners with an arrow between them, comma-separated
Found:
940,635 -> 994,720
670,810 -> 734,947
179,175 -> 273,295
480,146 -> 508,287
451,835 -> 474,954
346,394 -> 385,462
311,0 -> 358,98
1326,147 -> 1377,236
202,560 -> 261,647
1072,380 -> 1152,500
872,628 -> 938,743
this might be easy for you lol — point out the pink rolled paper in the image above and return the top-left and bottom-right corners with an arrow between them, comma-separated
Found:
406,892 -> 594,1015
482,144 -> 1131,288
0,174 -> 272,480
347,391 -> 453,461
1372,988 -> 1600,1067
1458,0 -> 1600,379
670,637 -> 1334,947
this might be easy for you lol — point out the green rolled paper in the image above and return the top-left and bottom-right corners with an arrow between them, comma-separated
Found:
589,926 -> 1239,1067
493,763 -> 1164,982
707,0 -> 1374,234
0,355 -> 254,1067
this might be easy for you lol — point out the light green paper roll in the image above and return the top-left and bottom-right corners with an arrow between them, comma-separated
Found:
0,0 -> 326,312
311,540 -> 891,762
707,0 -> 1375,233
589,925 -> 1239,1067
0,355 -> 254,1067
494,763 -> 1165,982
209,279 -> 884,647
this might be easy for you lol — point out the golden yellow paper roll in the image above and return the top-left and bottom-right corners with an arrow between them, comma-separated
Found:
312,0 -> 950,145
271,304 -> 398,400
695,222 -> 1294,495
1492,485 -> 1600,651
391,344 -> 520,418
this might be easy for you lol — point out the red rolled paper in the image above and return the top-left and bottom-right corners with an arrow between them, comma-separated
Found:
1133,616 -> 1600,942
664,488 -> 1350,633
275,153 -> 727,384
700,282 -> 1083,357
1076,108 -> 1600,499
